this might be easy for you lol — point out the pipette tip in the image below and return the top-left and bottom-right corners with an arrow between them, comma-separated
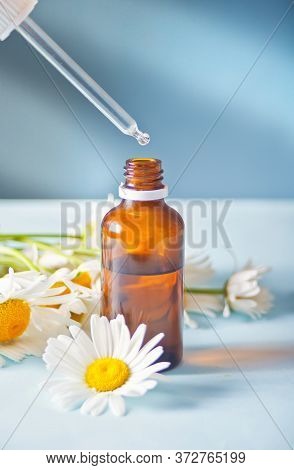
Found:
133,129 -> 150,146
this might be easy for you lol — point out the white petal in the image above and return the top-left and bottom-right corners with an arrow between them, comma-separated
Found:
77,259 -> 99,275
111,318 -> 124,357
150,372 -> 171,382
39,252 -> 69,270
229,269 -> 258,283
91,398 -> 109,416
128,333 -> 164,369
45,346 -> 83,374
16,277 -> 48,299
64,279 -> 93,296
142,379 -> 158,390
115,323 -> 131,359
110,318 -> 121,354
52,389 -> 92,411
132,346 -> 164,372
91,315 -> 112,358
109,394 -> 126,416
43,286 -> 69,297
124,324 -> 147,364
36,293 -> 75,306
228,280 -> 260,297
31,310 -> 70,337
90,315 -> 103,358
57,335 -> 89,369
102,316 -> 113,357
131,361 -> 170,383
0,324 -> 48,361
67,298 -> 87,315
114,314 -> 126,326
47,381 -> 87,396
69,325 -> 96,362
118,380 -> 157,397
240,286 -> 260,298
43,350 -> 82,377
43,337 -> 85,375
0,344 -> 26,362
111,315 -> 127,356
223,301 -> 231,318
80,394 -> 108,416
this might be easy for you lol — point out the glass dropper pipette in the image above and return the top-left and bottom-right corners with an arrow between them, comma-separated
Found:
0,0 -> 150,145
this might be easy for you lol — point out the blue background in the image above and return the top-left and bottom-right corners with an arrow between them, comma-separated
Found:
0,0 -> 293,199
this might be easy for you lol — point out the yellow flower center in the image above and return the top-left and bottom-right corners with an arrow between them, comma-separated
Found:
49,275 -> 91,321
48,281 -> 70,309
85,357 -> 130,392
73,271 -> 92,289
52,281 -> 70,295
0,299 -> 31,342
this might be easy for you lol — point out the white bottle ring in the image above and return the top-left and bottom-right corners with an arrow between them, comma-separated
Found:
119,183 -> 168,201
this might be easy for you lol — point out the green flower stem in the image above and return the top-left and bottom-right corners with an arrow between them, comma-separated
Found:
0,246 -> 39,271
0,256 -> 26,269
185,287 -> 225,295
0,233 -> 100,273
22,238 -> 65,255
73,248 -> 100,256
0,233 -> 82,239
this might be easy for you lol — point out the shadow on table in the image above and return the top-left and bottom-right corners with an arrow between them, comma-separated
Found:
173,344 -> 294,375
128,381 -> 229,412
128,343 -> 294,413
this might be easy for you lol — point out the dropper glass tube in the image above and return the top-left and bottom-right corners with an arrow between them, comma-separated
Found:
16,17 -> 150,145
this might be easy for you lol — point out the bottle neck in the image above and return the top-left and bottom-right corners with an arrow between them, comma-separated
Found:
119,158 -> 168,201
124,158 -> 164,190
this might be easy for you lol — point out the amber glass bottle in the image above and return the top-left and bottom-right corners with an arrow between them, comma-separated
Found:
101,158 -> 184,369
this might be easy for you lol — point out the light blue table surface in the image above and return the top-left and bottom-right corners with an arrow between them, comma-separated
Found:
0,199 -> 293,450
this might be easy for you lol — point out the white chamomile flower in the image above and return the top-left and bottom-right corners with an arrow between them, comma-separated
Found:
43,314 -> 169,416
224,262 -> 273,318
39,251 -> 71,271
48,264 -> 101,318
0,269 -> 73,367
71,259 -> 100,288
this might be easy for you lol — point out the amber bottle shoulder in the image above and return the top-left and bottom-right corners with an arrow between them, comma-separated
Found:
102,200 -> 184,228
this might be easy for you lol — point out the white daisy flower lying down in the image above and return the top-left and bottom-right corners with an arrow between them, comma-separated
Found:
43,315 -> 170,416
49,264 -> 101,319
0,269 -> 73,367
224,263 -> 273,318
183,261 -> 273,326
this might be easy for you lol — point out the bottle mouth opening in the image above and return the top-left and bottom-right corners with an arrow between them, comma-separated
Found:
126,158 -> 161,167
